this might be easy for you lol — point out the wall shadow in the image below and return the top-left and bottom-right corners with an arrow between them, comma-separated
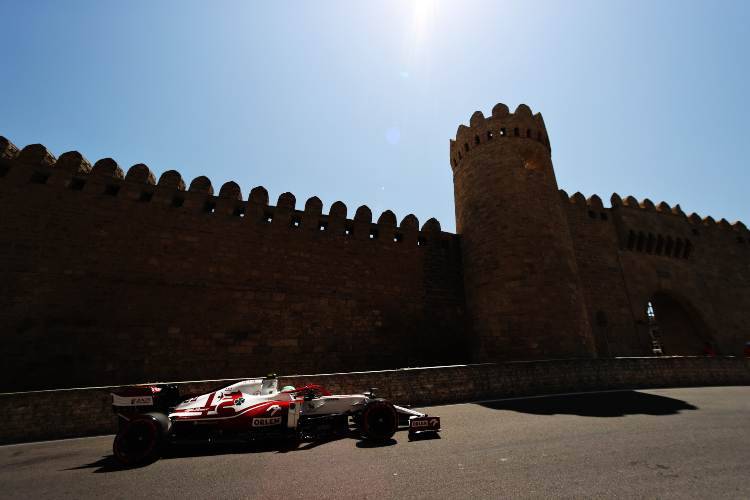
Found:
479,390 -> 698,417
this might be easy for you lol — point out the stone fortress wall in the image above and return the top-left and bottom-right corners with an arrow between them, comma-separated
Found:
0,139 -> 466,391
1,102 -> 748,392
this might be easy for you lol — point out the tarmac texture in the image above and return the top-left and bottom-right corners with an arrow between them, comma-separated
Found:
0,386 -> 748,499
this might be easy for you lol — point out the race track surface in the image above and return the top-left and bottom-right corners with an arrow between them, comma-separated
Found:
1,386 -> 748,499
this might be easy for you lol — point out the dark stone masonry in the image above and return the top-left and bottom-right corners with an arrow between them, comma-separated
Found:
1,103 -> 748,392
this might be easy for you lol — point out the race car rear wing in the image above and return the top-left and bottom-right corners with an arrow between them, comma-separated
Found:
111,384 -> 180,415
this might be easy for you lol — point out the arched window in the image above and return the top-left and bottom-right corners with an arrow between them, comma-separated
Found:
646,233 -> 655,253
664,237 -> 674,256
674,238 -> 684,258
627,230 -> 636,250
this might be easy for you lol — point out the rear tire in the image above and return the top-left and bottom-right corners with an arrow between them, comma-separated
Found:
113,416 -> 162,466
360,400 -> 397,441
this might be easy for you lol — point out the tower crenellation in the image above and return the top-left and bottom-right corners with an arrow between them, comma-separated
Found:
450,103 -> 550,171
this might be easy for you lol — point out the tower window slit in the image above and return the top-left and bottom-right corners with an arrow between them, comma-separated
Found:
674,238 -> 683,257
655,235 -> 664,255
683,240 -> 692,258
636,232 -> 645,251
664,237 -> 674,256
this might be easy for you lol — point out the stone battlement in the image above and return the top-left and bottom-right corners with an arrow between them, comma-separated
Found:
0,138 -> 450,248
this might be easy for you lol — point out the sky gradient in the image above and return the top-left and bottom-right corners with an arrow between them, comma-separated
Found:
2,0 -> 748,231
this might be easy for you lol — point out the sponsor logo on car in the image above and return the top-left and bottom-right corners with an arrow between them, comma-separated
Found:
130,397 -> 153,405
410,417 -> 439,428
252,416 -> 283,427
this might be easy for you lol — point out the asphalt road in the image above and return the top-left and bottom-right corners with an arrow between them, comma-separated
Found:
1,386 -> 748,499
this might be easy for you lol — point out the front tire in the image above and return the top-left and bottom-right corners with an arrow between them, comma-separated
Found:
113,416 -> 162,466
360,400 -> 397,441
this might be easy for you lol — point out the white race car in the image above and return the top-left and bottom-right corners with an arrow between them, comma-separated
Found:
111,375 -> 440,465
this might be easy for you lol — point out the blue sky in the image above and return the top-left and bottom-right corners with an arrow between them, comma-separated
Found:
2,0 -> 748,231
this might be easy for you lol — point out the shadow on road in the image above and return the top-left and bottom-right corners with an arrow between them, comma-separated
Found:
479,390 -> 698,417
67,428 -> 412,473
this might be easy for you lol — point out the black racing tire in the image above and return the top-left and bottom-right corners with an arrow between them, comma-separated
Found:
360,399 -> 397,441
113,416 -> 162,466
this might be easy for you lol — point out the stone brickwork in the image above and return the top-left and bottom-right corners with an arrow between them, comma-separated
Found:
0,139 -> 466,392
1,101 -> 749,392
1,358 -> 747,445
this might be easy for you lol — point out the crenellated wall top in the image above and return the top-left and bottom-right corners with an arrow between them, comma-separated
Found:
0,137 -> 455,247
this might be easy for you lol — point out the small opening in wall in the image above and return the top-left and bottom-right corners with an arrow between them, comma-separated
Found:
527,129 -> 532,138
138,191 -> 153,202
344,228 -> 351,236
683,240 -> 692,258
291,217 -> 301,228
464,143 -> 469,152
394,233 -> 403,243
233,206 -> 245,217
417,236 -> 426,246
264,212 -> 273,224
369,228 -> 379,239
104,184 -> 120,196
664,237 -> 674,257
500,128 -> 506,136
319,221 -> 328,231
474,135 -> 480,145
0,166 -> 9,177
452,159 -> 457,167
636,232 -> 645,252
487,131 -> 493,140
171,196 -> 184,208
646,233 -> 655,254
30,171 -> 50,184
655,235 -> 664,255
588,210 -> 597,219
458,151 -> 462,160
513,127 -> 519,137
738,236 -> 745,244
600,212 -> 608,221
627,230 -> 636,250
674,238 -> 683,257
538,131 -> 543,141
204,201 -> 216,214
692,228 -> 699,236
69,178 -> 86,191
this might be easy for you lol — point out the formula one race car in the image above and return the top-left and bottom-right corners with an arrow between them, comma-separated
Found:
111,375 -> 440,465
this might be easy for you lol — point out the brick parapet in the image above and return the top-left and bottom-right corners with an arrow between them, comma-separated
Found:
1,357 -> 747,445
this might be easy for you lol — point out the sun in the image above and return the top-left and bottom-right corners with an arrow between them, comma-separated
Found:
412,0 -> 437,46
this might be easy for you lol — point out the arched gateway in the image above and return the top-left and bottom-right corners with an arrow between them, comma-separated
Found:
645,292 -> 714,356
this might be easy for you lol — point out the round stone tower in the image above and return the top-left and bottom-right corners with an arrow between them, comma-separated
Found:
450,103 -> 594,361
